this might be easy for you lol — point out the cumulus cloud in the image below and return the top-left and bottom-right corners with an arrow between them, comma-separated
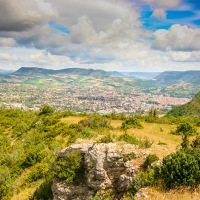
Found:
141,0 -> 181,9
151,9 -> 166,19
0,0 -> 199,72
152,24 -> 200,51
0,0 -> 150,64
168,51 -> 200,62
0,38 -> 16,47
0,0 -> 55,31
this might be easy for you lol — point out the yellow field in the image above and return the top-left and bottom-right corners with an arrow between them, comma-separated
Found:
138,186 -> 200,200
60,116 -> 86,124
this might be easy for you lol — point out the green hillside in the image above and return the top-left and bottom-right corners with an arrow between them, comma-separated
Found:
0,67 -> 151,90
1,67 -> 199,97
167,92 -> 200,117
154,70 -> 200,85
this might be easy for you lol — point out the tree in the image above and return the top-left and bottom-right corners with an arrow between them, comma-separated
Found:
175,123 -> 197,150
176,122 -> 197,136
39,105 -> 54,116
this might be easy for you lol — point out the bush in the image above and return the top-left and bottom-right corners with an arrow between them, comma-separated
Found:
31,179 -> 53,200
99,133 -> 114,143
121,117 -> 143,131
143,154 -> 159,169
119,133 -> 139,145
80,127 -> 95,139
160,150 -> 200,188
138,169 -> 157,187
39,105 -> 54,116
53,150 -> 84,183
78,115 -> 112,131
191,135 -> 200,148
127,176 -> 141,197
139,137 -> 154,148
173,122 -> 197,136
27,163 -> 49,182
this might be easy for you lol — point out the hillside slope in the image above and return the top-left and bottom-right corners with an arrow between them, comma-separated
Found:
154,70 -> 200,85
0,67 -> 151,89
167,91 -> 200,117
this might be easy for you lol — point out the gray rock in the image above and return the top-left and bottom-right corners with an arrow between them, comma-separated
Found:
52,143 -> 147,200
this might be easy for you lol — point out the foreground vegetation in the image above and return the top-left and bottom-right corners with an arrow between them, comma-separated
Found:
0,106 -> 200,200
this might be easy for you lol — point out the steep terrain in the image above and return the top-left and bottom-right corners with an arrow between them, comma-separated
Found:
167,92 -> 200,117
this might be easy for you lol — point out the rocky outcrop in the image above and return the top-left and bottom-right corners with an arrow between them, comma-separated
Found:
52,143 -> 147,200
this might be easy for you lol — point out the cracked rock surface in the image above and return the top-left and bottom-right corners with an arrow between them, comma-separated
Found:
52,143 -> 147,200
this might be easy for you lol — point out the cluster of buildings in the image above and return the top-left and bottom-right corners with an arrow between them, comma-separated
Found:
0,84 -> 190,114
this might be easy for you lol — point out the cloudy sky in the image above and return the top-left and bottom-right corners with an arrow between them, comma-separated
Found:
0,0 -> 200,72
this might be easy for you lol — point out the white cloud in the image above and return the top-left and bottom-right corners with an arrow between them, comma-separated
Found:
0,0 -> 199,72
168,51 -> 200,62
0,38 -> 16,47
151,9 -> 166,19
141,0 -> 181,9
0,0 -> 55,31
152,24 -> 200,51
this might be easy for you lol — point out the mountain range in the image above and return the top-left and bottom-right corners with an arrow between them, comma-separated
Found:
0,67 -> 200,98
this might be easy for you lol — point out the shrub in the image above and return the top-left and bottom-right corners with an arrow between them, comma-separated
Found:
78,115 -> 112,131
139,137 -> 153,148
138,169 -> 157,187
27,163 -> 49,182
121,117 -> 143,131
191,135 -> 200,148
119,133 -> 139,145
80,127 -> 95,139
39,105 -> 54,116
99,133 -> 114,143
53,150 -> 84,183
143,154 -> 159,169
160,150 -> 200,188
173,122 -> 197,136
31,179 -> 53,200
127,176 -> 141,197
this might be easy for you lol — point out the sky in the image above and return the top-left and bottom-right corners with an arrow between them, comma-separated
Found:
0,0 -> 200,72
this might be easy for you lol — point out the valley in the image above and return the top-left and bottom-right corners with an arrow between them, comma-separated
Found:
0,67 -> 198,114
0,84 -> 189,114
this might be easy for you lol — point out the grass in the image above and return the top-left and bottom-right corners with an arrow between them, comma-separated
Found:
137,186 -> 200,200
60,116 -> 86,124
9,115 -> 200,200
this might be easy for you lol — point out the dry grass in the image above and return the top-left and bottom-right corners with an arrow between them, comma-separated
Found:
110,120 -> 123,128
137,186 -> 200,200
111,121 -> 181,157
60,116 -> 85,124
11,180 -> 43,200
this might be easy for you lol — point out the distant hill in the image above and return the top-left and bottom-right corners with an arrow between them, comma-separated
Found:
154,70 -> 200,84
151,70 -> 200,98
2,67 -> 141,88
121,72 -> 160,80
108,71 -> 160,80
1,67 -> 200,98
13,67 -> 110,78
0,69 -> 14,74
167,92 -> 200,117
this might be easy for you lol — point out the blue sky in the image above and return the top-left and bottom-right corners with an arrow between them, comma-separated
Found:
140,0 -> 200,30
0,0 -> 200,72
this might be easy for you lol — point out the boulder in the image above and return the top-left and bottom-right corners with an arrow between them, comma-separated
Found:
52,143 -> 147,200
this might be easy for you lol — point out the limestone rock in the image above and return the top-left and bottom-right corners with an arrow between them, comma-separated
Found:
52,143 -> 147,200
